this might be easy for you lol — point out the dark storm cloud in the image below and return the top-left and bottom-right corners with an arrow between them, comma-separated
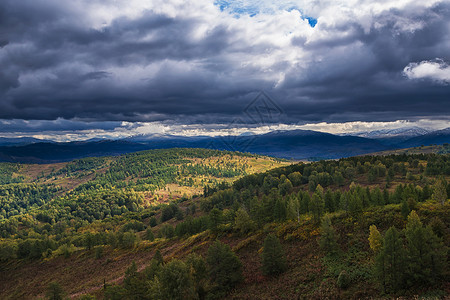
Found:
0,0 -> 448,127
278,1 -> 450,122
0,119 -> 122,133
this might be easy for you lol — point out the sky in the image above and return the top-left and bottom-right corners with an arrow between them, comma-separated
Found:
0,0 -> 449,141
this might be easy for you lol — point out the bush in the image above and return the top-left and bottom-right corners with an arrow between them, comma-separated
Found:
145,228 -> 155,241
160,224 -> 175,239
337,270 -> 350,289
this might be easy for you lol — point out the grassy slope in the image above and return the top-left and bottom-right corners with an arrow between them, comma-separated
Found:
2,199 -> 447,299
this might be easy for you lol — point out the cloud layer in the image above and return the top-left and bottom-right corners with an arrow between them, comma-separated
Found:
0,0 -> 449,130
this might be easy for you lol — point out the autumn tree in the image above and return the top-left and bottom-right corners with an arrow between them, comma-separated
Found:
368,225 -> 382,253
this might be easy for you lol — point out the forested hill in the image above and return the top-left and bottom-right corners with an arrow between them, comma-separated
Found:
0,148 -> 289,221
0,150 -> 449,299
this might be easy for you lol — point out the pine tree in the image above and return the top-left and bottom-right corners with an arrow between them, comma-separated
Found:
310,185 -> 325,223
319,215 -> 339,254
46,281 -> 65,300
234,207 -> 255,234
375,226 -> 405,293
206,241 -> 243,297
286,195 -> 300,222
123,261 -> 147,299
404,211 -> 447,286
154,249 -> 164,265
185,254 -> 208,299
401,200 -> 410,219
208,207 -> 222,233
145,228 -> 155,241
262,234 -> 287,275
432,179 -> 447,205
159,259 -> 195,300
273,198 -> 287,222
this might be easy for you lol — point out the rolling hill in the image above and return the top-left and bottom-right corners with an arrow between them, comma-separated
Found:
0,148 -> 448,299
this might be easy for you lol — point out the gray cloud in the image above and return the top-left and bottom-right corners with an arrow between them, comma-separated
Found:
0,0 -> 448,130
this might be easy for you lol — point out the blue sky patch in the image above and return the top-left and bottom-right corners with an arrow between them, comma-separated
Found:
214,0 -> 317,27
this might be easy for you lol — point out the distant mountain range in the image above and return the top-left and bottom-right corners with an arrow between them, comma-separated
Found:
0,137 -> 52,146
0,127 -> 448,163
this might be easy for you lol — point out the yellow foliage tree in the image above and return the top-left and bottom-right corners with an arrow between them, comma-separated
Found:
368,225 -> 382,253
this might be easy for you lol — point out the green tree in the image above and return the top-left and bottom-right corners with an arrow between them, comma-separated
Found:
432,179 -> 447,205
288,172 -> 302,186
310,185 -> 325,223
206,241 -> 243,297
122,261 -> 146,299
401,200 -> 410,219
120,232 -> 137,248
46,281 -> 65,300
185,253 -> 208,299
273,198 -> 287,221
261,234 -> 287,275
160,224 -> 175,239
375,226 -> 406,293
159,259 -> 195,300
208,207 -> 222,233
234,207 -> 255,235
145,228 -> 155,241
149,216 -> 158,227
154,249 -> 164,265
319,215 -> 339,254
404,211 -> 447,286
286,195 -> 300,222
278,178 -> 293,196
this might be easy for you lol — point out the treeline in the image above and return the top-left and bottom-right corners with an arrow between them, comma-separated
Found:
0,189 -> 144,238
0,184 -> 60,219
0,163 -> 23,184
54,157 -> 107,176
72,148 -> 255,191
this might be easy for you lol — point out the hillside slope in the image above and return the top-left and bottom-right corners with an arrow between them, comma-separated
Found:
0,150 -> 448,299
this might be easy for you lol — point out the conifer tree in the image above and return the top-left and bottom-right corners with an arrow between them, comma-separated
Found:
206,241 -> 243,297
432,179 -> 447,205
46,281 -> 65,300
404,211 -> 446,286
375,227 -> 405,293
262,234 -> 287,275
319,215 -> 339,254
159,259 -> 195,300
234,207 -> 255,234
310,185 -> 325,223
287,195 -> 300,222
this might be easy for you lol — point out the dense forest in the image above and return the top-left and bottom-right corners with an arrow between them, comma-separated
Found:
0,148 -> 448,299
